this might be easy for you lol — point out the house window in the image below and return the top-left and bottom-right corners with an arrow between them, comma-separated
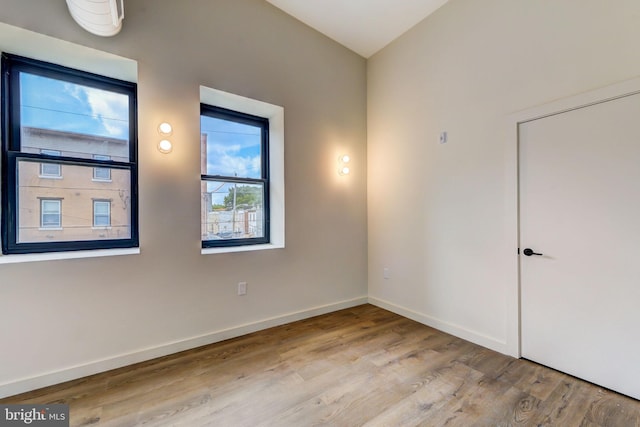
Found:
200,105 -> 269,247
1,53 -> 138,254
39,149 -> 62,177
93,200 -> 111,227
93,155 -> 112,181
40,199 -> 61,229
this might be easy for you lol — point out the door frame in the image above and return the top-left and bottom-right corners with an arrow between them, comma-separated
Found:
504,76 -> 640,358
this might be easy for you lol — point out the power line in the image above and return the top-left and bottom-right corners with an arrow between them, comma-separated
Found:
22,104 -> 128,123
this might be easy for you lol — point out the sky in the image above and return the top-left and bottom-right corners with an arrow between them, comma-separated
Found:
201,115 -> 262,179
201,115 -> 263,206
20,72 -> 129,139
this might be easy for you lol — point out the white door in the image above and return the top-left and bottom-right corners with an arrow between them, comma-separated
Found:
519,91 -> 640,400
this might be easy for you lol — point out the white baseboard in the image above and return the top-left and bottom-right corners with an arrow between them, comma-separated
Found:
0,296 -> 368,399
368,297 -> 511,356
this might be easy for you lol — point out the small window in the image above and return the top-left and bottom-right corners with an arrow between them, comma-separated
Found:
39,149 -> 62,178
1,53 -> 138,254
200,105 -> 269,247
93,200 -> 111,227
93,155 -> 112,181
40,199 -> 61,228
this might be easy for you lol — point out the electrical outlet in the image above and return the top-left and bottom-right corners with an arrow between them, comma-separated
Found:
237,281 -> 247,296
383,268 -> 390,280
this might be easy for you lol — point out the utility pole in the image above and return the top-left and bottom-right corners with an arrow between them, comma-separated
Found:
232,172 -> 237,235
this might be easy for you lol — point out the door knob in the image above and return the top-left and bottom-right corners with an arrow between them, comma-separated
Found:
523,248 -> 543,256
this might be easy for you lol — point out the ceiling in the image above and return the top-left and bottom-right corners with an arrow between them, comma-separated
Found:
265,0 -> 450,58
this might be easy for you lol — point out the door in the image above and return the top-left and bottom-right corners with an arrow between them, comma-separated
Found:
519,91 -> 640,400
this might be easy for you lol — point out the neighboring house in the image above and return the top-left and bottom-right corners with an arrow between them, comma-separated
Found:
18,126 -> 131,243
204,207 -> 262,239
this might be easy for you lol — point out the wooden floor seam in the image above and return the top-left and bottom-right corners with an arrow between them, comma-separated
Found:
2,304 -> 639,426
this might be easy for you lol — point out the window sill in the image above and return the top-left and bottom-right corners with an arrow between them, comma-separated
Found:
38,227 -> 63,231
201,242 -> 284,255
0,247 -> 140,264
92,179 -> 112,183
38,175 -> 63,179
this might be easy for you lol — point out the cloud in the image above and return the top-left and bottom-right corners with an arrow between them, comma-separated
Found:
201,116 -> 263,178
207,146 -> 260,178
65,83 -> 129,138
84,88 -> 129,137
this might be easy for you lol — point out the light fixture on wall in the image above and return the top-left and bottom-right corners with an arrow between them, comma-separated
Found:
158,122 -> 173,136
66,0 -> 124,37
157,122 -> 173,154
339,154 -> 351,176
158,140 -> 173,154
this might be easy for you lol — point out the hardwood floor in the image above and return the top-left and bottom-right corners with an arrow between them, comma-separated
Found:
2,304 -> 639,426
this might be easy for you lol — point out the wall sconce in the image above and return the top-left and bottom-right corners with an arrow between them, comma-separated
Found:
157,122 -> 173,153
339,154 -> 350,176
158,122 -> 173,136
158,139 -> 173,154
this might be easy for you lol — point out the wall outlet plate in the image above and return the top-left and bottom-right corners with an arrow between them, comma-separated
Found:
238,281 -> 247,295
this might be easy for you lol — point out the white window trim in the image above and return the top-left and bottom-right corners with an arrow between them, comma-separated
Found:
40,199 -> 62,229
0,248 -> 140,264
0,23 -> 137,82
93,200 -> 111,227
200,86 -> 285,255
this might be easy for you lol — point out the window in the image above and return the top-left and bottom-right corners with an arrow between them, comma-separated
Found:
93,200 -> 111,227
1,53 -> 138,254
93,155 -> 112,181
40,199 -> 61,229
39,149 -> 62,177
201,105 -> 269,247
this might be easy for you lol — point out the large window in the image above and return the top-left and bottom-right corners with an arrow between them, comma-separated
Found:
1,53 -> 138,254
200,105 -> 269,247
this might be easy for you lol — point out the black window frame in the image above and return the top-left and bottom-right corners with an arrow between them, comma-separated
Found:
201,104 -> 270,248
1,53 -> 138,254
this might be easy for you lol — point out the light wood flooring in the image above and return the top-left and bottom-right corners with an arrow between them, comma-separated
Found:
2,304 -> 639,426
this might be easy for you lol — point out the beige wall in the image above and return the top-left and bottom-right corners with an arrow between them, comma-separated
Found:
367,0 -> 640,353
0,0 -> 367,396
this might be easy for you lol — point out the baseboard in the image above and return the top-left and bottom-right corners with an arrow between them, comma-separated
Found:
368,297 -> 510,355
0,296 -> 368,399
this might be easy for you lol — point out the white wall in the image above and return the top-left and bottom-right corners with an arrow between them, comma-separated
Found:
367,0 -> 640,354
0,0 -> 367,397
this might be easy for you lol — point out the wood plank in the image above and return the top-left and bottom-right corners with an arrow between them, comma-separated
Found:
2,305 -> 639,426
